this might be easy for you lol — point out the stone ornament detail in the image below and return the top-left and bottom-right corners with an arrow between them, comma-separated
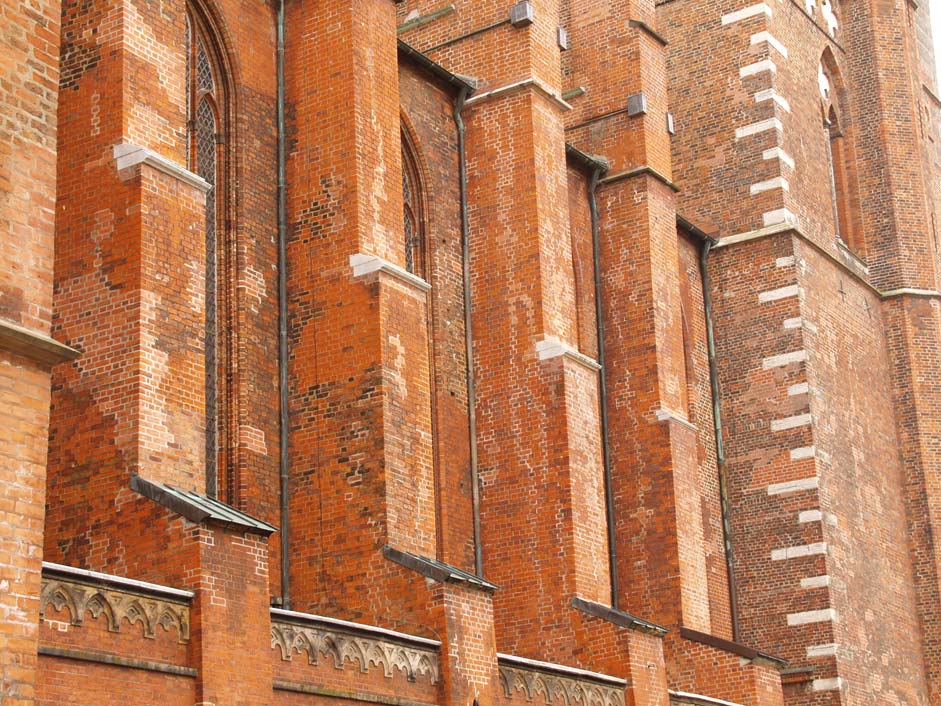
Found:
39,577 -> 190,643
498,665 -> 626,706
271,621 -> 439,684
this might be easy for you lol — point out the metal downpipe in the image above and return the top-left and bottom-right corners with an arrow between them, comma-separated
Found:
589,168 -> 620,610
276,0 -> 291,611
454,87 -> 484,579
700,239 -> 740,639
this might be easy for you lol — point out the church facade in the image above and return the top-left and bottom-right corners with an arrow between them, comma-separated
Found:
2,0 -> 941,704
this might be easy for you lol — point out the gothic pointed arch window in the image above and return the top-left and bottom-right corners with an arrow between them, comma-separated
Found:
819,53 -> 863,256
186,5 -> 231,500
401,128 -> 426,277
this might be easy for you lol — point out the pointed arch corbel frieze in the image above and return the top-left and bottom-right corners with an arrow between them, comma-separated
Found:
270,620 -> 440,684
40,577 -> 190,643
497,663 -> 626,706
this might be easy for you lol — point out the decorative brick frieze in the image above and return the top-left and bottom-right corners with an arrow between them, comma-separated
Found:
270,610 -> 440,684
497,654 -> 626,706
39,563 -> 192,643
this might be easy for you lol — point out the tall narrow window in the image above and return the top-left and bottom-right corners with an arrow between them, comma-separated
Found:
401,132 -> 426,277
186,8 -> 228,499
819,54 -> 863,256
824,108 -> 842,242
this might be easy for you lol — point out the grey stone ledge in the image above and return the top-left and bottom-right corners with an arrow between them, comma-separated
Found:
350,253 -> 432,293
113,142 -> 211,193
0,318 -> 80,366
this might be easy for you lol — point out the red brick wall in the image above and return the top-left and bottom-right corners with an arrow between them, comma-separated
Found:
48,0 -> 204,569
659,0 -> 781,239
283,0 -> 443,632
798,241 -> 928,704
710,230 -> 935,704
8,0 -> 940,705
46,0 -> 282,593
192,0 -> 281,565
678,232 -> 733,639
710,233 -> 820,691
665,633 -> 785,706
884,294 -> 941,704
840,0 -> 936,290
37,658 -> 195,706
664,0 -> 941,702
431,583 -> 499,706
567,166 -> 599,359
0,355 -> 55,706
0,0 -> 60,333
188,527 -> 273,705
0,0 -> 62,702
399,61 -> 475,572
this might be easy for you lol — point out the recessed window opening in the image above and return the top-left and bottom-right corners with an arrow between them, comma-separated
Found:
186,6 -> 231,500
401,130 -> 427,278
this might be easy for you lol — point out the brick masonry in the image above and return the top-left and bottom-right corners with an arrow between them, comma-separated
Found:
661,0 -> 941,702
0,0 -> 65,703
0,0 -> 937,705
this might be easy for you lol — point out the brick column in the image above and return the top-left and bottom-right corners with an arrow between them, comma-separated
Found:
46,0 -> 212,573
565,0 -> 713,635
396,1 -> 669,690
883,295 -> 941,704
186,526 -> 273,706
0,1 -> 74,703
430,583 -> 500,706
284,0 -> 442,629
454,0 -> 616,662
842,2 -> 941,700
562,1 -> 789,703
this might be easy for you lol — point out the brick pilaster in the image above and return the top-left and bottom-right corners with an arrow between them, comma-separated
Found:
47,0 -> 211,572
284,0 -> 440,629
0,1 -> 65,703
186,527 -> 273,706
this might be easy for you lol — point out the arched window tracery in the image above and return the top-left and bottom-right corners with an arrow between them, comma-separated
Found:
186,5 -> 231,500
401,130 -> 426,278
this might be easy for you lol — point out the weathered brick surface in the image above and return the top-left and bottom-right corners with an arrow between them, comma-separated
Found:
884,294 -> 941,704
0,0 -> 62,703
37,658 -> 195,706
45,0 -> 282,589
677,232 -> 732,638
399,60 -> 475,572
0,353 -> 54,706
283,0 -> 443,632
187,527 -> 273,706
1,0 -> 939,704
430,583 -> 499,706
0,0 -> 60,333
665,633 -> 785,706
48,0 -> 206,573
664,0 -> 941,702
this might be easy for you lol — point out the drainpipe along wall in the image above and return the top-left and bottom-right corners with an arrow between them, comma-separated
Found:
276,0 -> 290,610
696,231 -> 740,640
454,87 -> 485,579
588,164 -> 620,610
